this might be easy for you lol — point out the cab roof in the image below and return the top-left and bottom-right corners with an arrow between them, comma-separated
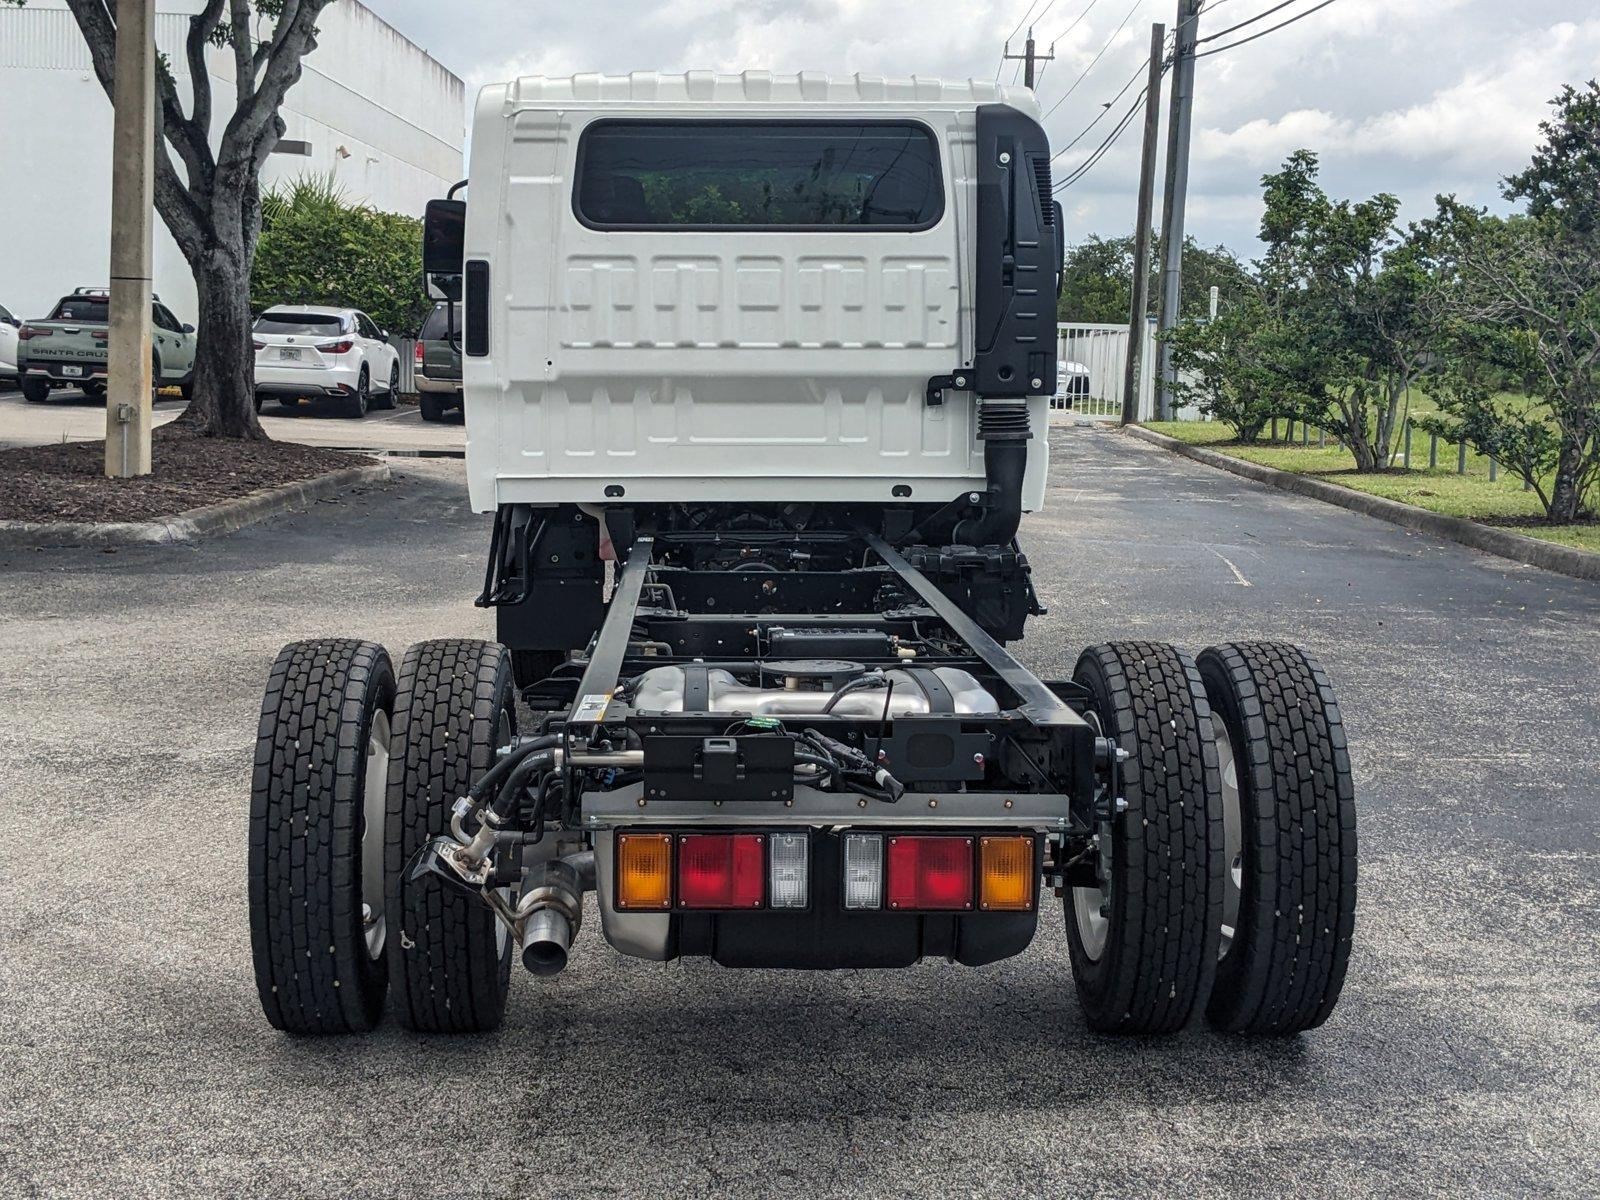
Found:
495,71 -> 1041,119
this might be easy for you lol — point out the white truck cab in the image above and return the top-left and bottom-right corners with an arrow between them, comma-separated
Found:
444,72 -> 1059,514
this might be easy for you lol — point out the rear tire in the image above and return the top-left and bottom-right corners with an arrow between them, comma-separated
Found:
371,360 -> 399,410
1198,643 -> 1357,1035
249,639 -> 395,1034
345,368 -> 369,419
419,394 -> 446,422
385,639 -> 517,1032
22,377 -> 49,403
1067,642 -> 1224,1034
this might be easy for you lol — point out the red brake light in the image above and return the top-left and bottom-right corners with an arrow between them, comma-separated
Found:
413,341 -> 424,365
316,339 -> 354,354
252,339 -> 267,350
17,326 -> 51,340
677,834 -> 765,909
886,836 -> 974,911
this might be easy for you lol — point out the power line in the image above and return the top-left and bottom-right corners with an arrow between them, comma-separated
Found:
1004,0 -> 1050,45
1195,0 -> 1306,44
1194,0 -> 1341,57
1048,54 -> 1153,161
1039,0 -> 1146,120
1039,0 -> 1105,46
1054,82 -> 1149,190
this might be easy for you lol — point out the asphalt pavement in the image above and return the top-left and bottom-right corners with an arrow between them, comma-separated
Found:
0,383 -> 464,453
1,426 -> 1597,1197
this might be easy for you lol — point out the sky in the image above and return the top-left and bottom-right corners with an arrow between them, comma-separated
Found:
366,0 -> 1600,261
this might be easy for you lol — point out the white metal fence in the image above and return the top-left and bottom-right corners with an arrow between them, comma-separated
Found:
1050,320 -> 1205,422
392,336 -> 418,394
1052,320 -> 1159,422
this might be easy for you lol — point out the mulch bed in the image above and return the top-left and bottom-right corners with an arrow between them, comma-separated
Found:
0,424 -> 371,524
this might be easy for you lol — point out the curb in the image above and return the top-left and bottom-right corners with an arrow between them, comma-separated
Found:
1123,424 -> 1600,584
0,462 -> 391,549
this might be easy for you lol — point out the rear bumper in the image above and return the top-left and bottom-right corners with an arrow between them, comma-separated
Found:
23,360 -> 106,383
588,785 -> 1061,968
414,373 -> 461,395
254,360 -> 360,397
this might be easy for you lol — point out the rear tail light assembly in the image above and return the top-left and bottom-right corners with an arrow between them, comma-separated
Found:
613,831 -> 1034,915
677,834 -> 765,909
17,326 -> 51,340
413,341 -> 424,365
315,339 -> 354,354
843,833 -> 884,910
887,836 -> 974,911
252,339 -> 267,351
767,832 -> 809,909
978,836 -> 1035,911
615,833 -> 673,911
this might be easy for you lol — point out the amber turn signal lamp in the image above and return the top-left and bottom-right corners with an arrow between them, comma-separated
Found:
616,833 -> 673,910
979,836 -> 1035,911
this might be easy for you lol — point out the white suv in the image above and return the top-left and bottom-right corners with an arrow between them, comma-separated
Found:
252,305 -> 401,418
0,302 -> 19,385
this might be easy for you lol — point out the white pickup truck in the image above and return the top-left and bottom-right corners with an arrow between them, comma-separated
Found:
246,73 -> 1357,1043
17,287 -> 196,402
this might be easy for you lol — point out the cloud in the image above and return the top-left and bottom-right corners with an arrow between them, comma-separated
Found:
369,0 -> 1600,251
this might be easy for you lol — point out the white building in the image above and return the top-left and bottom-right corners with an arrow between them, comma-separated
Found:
0,0 -> 463,323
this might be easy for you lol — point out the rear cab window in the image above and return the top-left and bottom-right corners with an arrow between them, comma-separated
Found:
419,304 -> 460,341
574,120 -> 944,230
255,312 -> 348,336
50,297 -> 109,322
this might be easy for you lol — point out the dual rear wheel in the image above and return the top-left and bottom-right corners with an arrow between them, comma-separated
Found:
1067,640 -> 1356,1036
249,637 -> 517,1035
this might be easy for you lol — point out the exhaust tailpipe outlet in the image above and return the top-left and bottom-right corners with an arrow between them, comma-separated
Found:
521,906 -> 573,976
516,853 -> 594,977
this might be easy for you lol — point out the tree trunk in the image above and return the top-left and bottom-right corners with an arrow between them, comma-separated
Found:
174,246 -> 264,439
1548,437 -> 1584,522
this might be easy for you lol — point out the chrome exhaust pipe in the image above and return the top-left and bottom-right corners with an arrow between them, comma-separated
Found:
521,906 -> 573,976
516,852 -> 594,977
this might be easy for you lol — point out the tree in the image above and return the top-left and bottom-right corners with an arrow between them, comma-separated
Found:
21,1 -> 336,438
1162,289 -> 1304,441
1057,234 -> 1250,324
1427,203 -> 1599,520
1257,151 -> 1442,472
254,175 -> 429,337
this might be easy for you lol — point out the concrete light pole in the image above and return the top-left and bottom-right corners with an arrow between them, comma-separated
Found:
1122,23 -> 1167,426
105,0 -> 155,479
1155,0 -> 1202,421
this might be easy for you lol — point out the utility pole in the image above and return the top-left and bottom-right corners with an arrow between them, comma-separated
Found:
1001,28 -> 1055,89
106,0 -> 156,478
1121,23 -> 1166,426
1155,0 -> 1201,420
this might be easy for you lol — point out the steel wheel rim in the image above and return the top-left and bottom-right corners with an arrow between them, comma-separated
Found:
361,707 -> 391,960
1214,712 -> 1242,961
1072,882 -> 1110,962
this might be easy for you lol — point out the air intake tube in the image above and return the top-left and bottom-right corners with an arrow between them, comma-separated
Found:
953,400 -> 1033,546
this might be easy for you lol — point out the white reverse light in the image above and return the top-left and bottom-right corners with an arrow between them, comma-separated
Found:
769,832 -> 809,909
843,833 -> 883,910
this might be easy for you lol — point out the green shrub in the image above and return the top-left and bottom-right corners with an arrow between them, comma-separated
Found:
253,174 -> 430,337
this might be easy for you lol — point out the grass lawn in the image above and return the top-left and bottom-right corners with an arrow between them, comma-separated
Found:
1144,419 -> 1600,555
